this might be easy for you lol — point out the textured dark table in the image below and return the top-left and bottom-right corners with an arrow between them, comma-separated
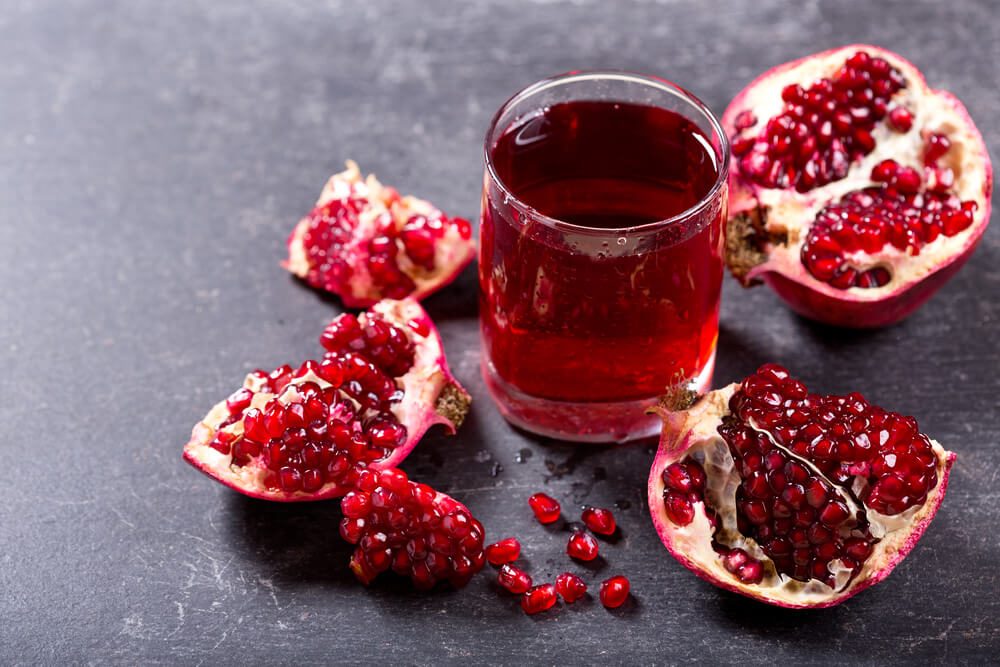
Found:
2,1 -> 998,664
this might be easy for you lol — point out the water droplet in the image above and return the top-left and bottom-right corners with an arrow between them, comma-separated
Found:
490,462 -> 504,477
617,237 -> 627,246
474,450 -> 492,463
514,448 -> 533,464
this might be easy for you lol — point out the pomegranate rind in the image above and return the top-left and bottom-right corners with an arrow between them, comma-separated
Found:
284,161 -> 476,309
182,298 -> 470,501
647,383 -> 955,609
722,45 -> 992,327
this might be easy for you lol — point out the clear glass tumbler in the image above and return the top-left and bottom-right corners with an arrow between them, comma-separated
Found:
479,71 -> 729,442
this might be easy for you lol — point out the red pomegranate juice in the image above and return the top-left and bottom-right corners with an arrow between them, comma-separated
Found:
481,100 -> 724,409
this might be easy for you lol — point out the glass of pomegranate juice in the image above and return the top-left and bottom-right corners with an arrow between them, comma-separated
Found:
479,71 -> 729,442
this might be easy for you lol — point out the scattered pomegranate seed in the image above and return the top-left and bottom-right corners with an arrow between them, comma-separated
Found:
581,506 -> 616,536
599,576 -> 630,609
528,492 -> 561,524
521,583 -> 558,615
567,531 -> 600,562
485,537 -> 521,566
555,572 -> 588,603
498,564 -> 533,594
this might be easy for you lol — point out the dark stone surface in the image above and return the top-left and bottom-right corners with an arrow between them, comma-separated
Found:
1,0 -> 998,663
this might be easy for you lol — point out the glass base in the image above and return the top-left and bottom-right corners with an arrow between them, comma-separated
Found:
482,351 -> 716,443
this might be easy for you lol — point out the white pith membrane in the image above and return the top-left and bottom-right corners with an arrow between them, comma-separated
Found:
649,383 -> 954,608
183,299 -> 469,501
725,45 -> 991,299
285,161 -> 475,303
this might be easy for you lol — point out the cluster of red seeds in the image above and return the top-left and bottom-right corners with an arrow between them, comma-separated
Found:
489,495 -> 629,614
340,468 -> 486,589
801,138 -> 978,289
661,365 -> 938,586
732,51 -> 908,192
301,195 -> 471,299
321,312 -> 416,378
207,312 -> 422,494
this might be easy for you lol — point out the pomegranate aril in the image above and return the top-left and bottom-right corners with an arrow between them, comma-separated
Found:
528,492 -> 561,524
521,584 -> 558,615
555,572 -> 588,603
567,532 -> 599,562
599,575 -> 630,609
485,537 -> 521,566
581,506 -> 617,536
498,564 -> 532,594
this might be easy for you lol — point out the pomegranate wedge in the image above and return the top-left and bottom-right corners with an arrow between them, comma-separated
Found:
724,45 -> 991,327
648,364 -> 954,608
183,298 -> 470,501
284,161 -> 475,308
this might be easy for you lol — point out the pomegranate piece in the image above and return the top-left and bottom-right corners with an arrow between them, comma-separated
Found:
340,468 -> 485,589
521,584 -> 558,615
528,493 -> 561,524
284,161 -> 475,308
581,506 -> 616,536
554,572 -> 588,603
498,564 -> 533,594
599,576 -> 630,609
485,537 -> 522,566
723,45 -> 991,327
183,299 -> 471,501
566,531 -> 599,562
648,364 -> 955,608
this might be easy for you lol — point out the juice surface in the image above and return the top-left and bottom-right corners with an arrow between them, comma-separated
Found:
481,100 -> 724,402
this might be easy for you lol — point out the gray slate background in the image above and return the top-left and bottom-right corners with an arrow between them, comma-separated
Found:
1,0 -> 998,664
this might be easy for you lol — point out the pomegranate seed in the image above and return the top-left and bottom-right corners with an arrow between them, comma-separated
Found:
528,492 -> 561,524
599,576 -> 630,609
498,564 -> 532,594
521,584 -> 558,615
485,537 -> 521,566
567,532 -> 599,561
581,506 -> 617,536
887,106 -> 913,132
555,572 -> 588,603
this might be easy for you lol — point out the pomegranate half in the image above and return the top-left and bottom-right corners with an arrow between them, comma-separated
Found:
648,364 -> 954,608
723,45 -> 991,327
183,298 -> 470,501
284,160 -> 476,308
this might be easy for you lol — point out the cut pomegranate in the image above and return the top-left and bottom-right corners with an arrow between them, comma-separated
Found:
648,364 -> 955,608
340,468 -> 485,589
581,506 -> 617,536
555,572 -> 588,603
284,161 -> 475,308
485,537 -> 521,566
183,299 -> 470,501
723,45 -> 992,327
567,531 -> 599,562
599,576 -> 630,609
528,493 -> 561,524
498,564 -> 533,594
521,584 -> 558,615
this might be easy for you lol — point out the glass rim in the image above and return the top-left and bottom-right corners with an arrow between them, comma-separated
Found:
483,70 -> 730,236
